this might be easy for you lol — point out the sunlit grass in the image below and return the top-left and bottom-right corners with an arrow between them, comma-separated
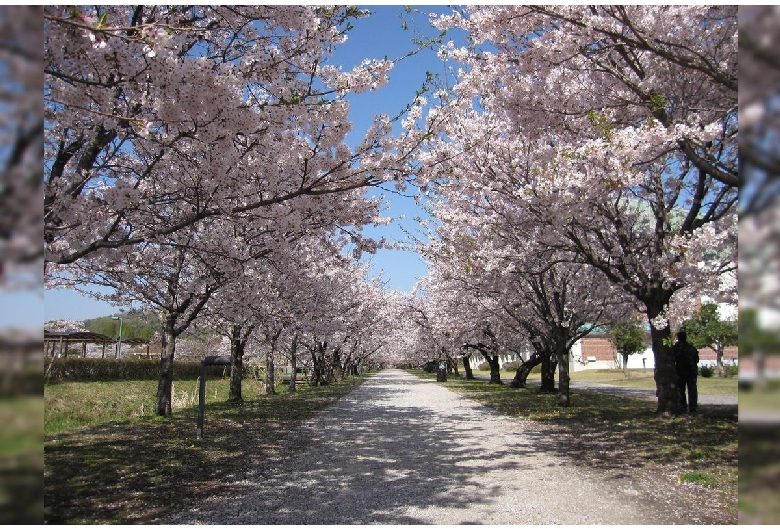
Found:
679,471 -> 717,487
739,382 -> 780,411
44,375 -> 283,435
1,396 -> 44,524
44,374 -> 366,524
472,367 -> 737,395
1,396 -> 43,455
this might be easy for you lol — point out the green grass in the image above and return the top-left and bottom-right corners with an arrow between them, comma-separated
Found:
679,471 -> 717,487
738,383 -> 780,411
414,369 -> 738,522
44,376 -> 270,434
44,374 -> 367,524
473,368 -> 738,395
1,396 -> 43,455
1,396 -> 44,524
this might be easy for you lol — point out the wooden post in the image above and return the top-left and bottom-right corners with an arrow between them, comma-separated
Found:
196,355 -> 232,439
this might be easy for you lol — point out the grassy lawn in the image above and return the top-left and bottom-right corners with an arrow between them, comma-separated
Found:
415,369 -> 738,523
738,381 -> 780,411
45,376 -> 269,434
0,396 -> 44,524
44,375 -> 367,524
473,368 -> 738,395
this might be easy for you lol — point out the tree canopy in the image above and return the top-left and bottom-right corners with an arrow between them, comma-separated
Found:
43,6 -> 738,416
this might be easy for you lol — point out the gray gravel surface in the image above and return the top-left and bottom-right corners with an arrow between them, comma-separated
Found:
163,369 -> 727,525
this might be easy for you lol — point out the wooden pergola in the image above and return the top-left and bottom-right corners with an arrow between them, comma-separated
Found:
44,330 -> 151,359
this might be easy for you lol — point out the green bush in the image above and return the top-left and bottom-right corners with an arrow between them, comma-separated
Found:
699,365 -> 715,378
502,361 -> 520,372
476,362 -> 490,371
45,357 -> 232,382
724,364 -> 738,378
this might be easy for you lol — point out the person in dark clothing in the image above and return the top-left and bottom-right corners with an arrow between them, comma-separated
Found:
673,331 -> 700,413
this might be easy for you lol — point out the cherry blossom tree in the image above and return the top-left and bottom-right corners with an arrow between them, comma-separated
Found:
294,258 -> 387,387
48,223 -> 229,415
44,5 -> 440,413
406,274 -> 475,376
382,290 -> 438,370
420,5 -> 737,415
44,5 -> 425,271
423,175 -> 634,404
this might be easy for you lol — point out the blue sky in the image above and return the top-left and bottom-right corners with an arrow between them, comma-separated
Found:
339,5 -> 459,294
39,5 -> 459,325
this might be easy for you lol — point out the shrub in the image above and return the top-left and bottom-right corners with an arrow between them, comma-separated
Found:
724,364 -> 738,378
45,357 -> 232,382
476,362 -> 490,371
502,361 -> 520,372
699,365 -> 715,378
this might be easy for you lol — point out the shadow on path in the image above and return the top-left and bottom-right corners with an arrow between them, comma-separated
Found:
167,370 -> 726,525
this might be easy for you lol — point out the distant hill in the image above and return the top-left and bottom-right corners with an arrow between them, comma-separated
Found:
81,309 -> 160,341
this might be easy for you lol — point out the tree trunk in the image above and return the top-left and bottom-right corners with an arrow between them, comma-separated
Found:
756,350 -> 768,391
288,335 -> 299,392
156,315 -> 176,416
265,328 -> 283,395
622,351 -> 630,379
649,319 -> 682,415
539,354 -> 557,393
510,353 -> 541,388
229,324 -> 244,403
556,346 -> 570,406
265,351 -> 275,395
309,348 -> 321,387
310,342 -> 329,386
483,354 -> 502,384
462,354 -> 474,380
332,347 -> 343,382
715,344 -> 726,378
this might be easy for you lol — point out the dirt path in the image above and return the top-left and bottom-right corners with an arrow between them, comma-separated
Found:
162,369 -> 725,524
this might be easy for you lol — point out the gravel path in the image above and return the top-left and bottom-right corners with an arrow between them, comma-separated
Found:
164,369 -> 723,525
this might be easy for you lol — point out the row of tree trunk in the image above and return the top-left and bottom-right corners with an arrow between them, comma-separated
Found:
446,345 -> 564,401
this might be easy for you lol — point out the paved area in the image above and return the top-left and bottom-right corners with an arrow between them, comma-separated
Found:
165,369 -> 729,525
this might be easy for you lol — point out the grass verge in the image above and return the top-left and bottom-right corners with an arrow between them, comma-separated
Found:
412,369 -> 738,523
474,368 -> 738,395
44,375 -> 366,524
1,396 -> 44,524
